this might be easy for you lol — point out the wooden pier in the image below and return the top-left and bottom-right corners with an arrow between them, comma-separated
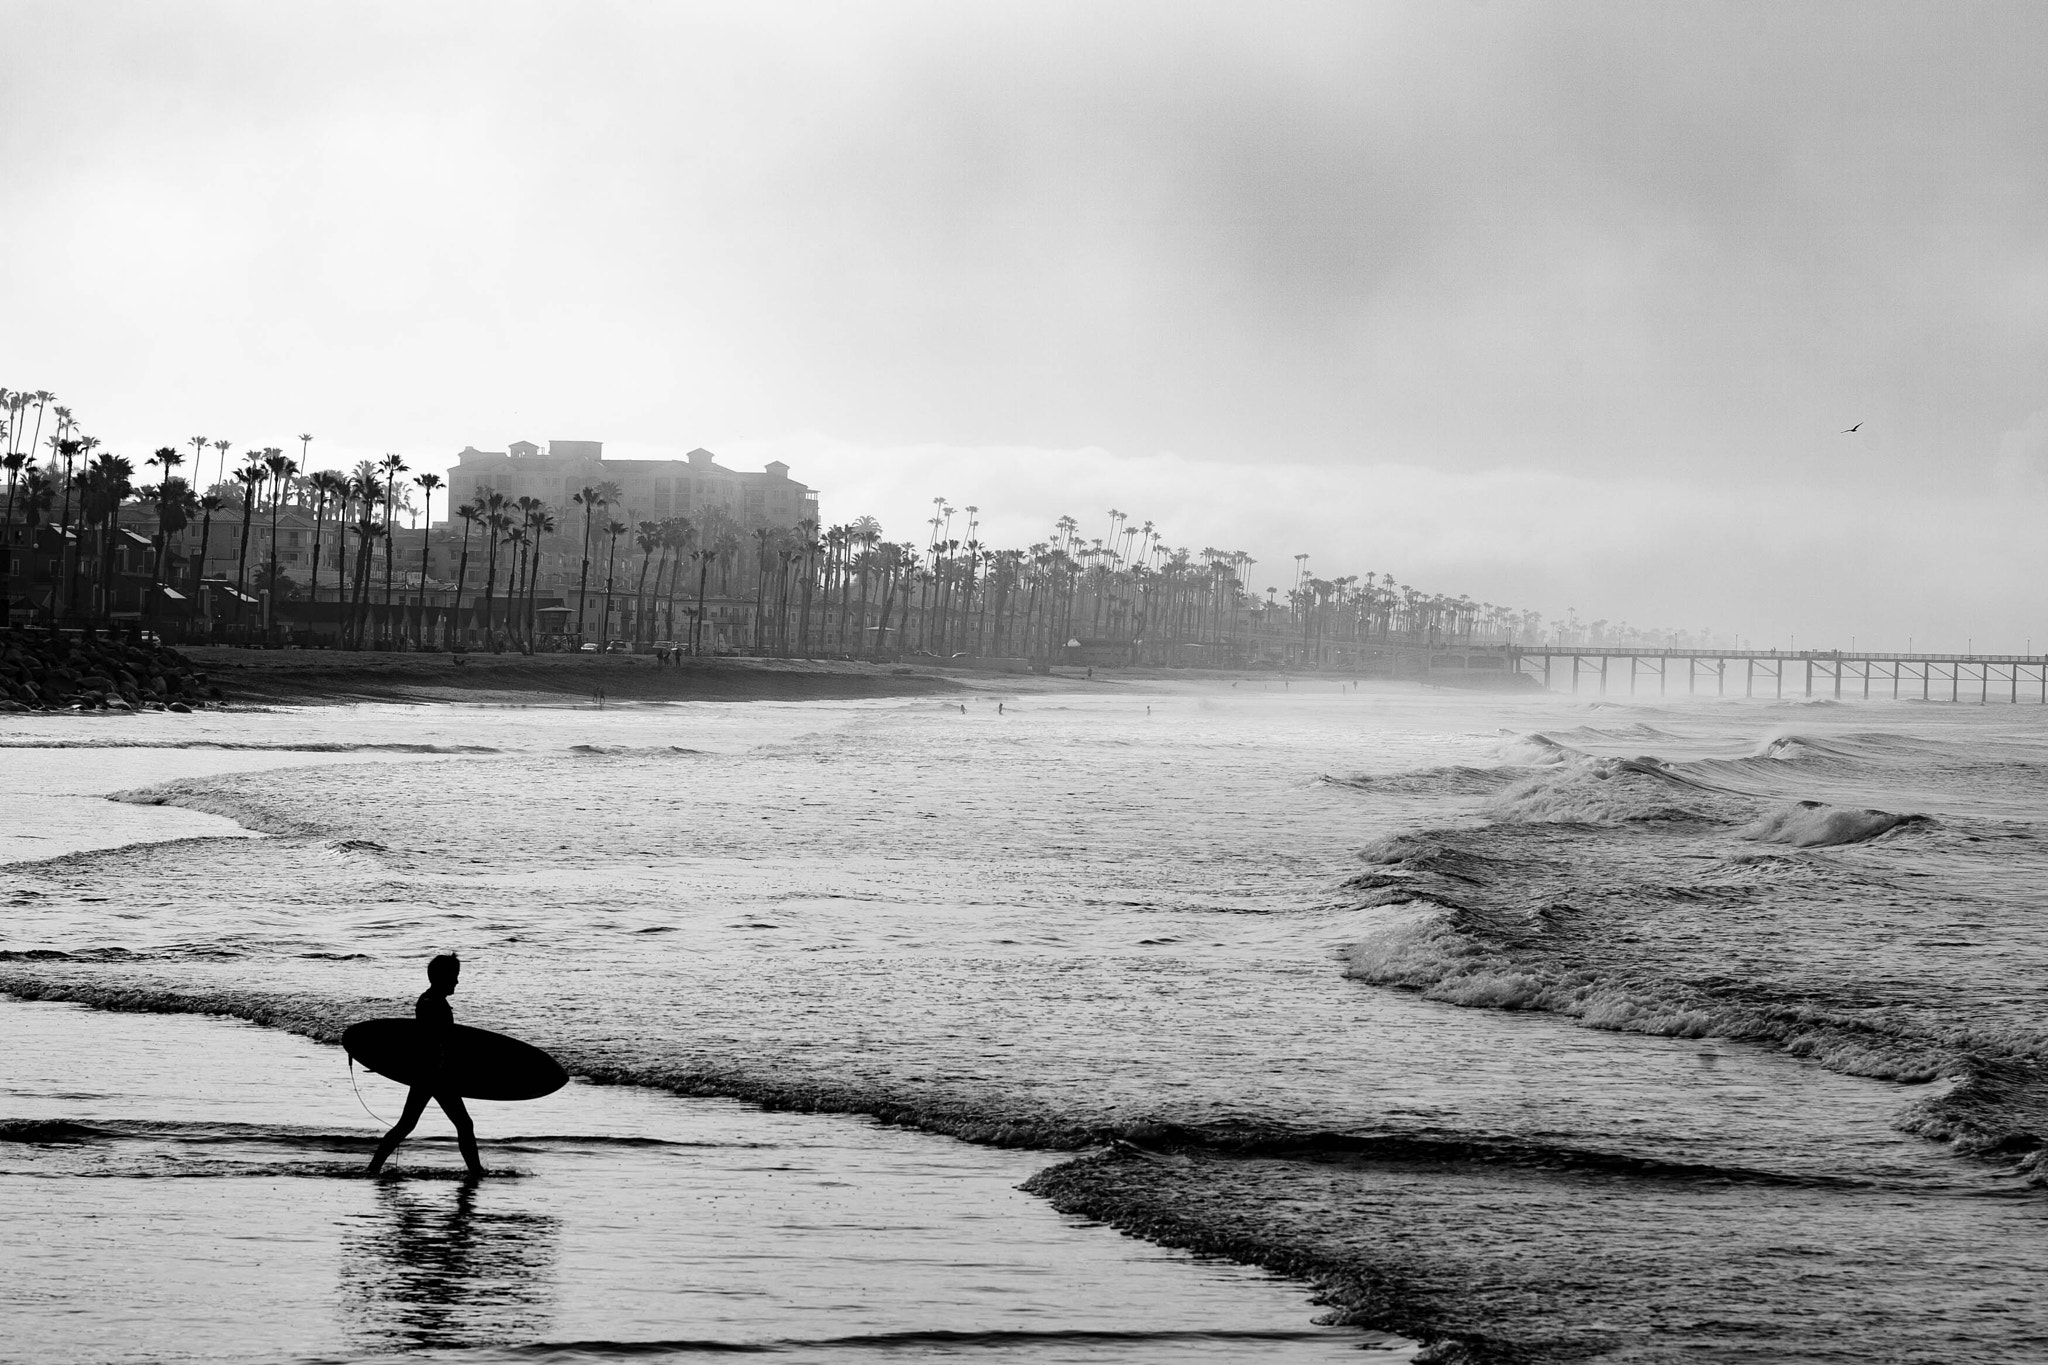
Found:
1505,647 -> 2048,702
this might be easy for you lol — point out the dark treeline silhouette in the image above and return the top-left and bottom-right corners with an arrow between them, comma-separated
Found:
1,390 -> 1711,662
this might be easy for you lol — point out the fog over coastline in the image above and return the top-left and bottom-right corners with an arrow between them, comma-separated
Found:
3,1 -> 2043,649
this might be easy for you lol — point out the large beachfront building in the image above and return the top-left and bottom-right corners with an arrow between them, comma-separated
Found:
447,441 -> 819,532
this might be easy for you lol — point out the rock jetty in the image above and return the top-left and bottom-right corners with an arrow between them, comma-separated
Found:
0,630 -> 222,712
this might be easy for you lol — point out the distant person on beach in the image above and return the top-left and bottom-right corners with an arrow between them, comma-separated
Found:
366,953 -> 485,1179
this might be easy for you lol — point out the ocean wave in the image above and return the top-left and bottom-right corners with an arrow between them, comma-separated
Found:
1486,754 -> 1741,826
1340,902 -> 1957,1082
1320,732 -> 1581,797
1330,801 -> 2048,1139
107,777 -> 322,837
0,1119 -> 104,1142
1740,800 -> 1930,848
1534,723 -> 1689,744
1750,731 -> 1954,766
1319,766 -> 1523,797
0,947 -> 145,962
1102,1126 -> 1873,1189
1498,732 -> 1578,764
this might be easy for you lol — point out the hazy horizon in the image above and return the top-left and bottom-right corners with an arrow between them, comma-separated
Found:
3,1 -> 2044,651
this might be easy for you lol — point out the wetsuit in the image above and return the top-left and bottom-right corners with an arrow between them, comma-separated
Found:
364,987 -> 484,1176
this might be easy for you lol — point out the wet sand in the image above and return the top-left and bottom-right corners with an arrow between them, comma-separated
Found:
0,717 -> 1417,1363
0,999 -> 1414,1363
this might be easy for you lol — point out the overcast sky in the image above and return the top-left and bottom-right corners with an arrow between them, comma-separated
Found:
3,1 -> 2043,649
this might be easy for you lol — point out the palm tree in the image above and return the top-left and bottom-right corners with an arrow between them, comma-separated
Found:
80,453 -> 135,622
25,391 -> 53,467
0,446 -> 30,613
572,484 -> 602,642
848,517 -> 881,657
262,450 -> 297,606
142,476 -> 198,623
189,493 -> 224,611
413,472 -> 443,646
599,518 -> 628,649
660,517 -> 693,639
14,467 -> 56,618
503,525 -> 529,649
631,520 -> 661,645
794,518 -> 819,657
230,462 -> 267,630
477,490 -> 508,647
690,547 -> 717,654
450,502 -> 479,647
346,515 -> 383,650
142,446 -> 185,610
506,496 -> 542,647
306,470 -> 344,607
749,527 -> 775,651
145,444 -> 185,491
524,506 -> 556,649
377,453 -> 408,641
57,434 -> 93,553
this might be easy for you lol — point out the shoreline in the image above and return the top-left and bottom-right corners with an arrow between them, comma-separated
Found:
179,648 -> 1536,708
7,627 -> 1552,711
0,995 -> 1402,1363
177,647 -> 975,706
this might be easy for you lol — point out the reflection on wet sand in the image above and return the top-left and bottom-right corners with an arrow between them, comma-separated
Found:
340,1176 -> 559,1352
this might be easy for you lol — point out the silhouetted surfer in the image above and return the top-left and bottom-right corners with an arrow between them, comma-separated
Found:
366,953 -> 486,1178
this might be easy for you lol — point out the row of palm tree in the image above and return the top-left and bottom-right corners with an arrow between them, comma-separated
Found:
3,387 -> 1688,660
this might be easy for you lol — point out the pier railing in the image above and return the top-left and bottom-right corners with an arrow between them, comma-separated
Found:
1502,646 -> 2048,702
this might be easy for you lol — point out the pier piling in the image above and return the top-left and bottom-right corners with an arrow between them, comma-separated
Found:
1507,646 -> 2046,703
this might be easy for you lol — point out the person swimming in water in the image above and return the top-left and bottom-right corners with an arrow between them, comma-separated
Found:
365,953 -> 486,1178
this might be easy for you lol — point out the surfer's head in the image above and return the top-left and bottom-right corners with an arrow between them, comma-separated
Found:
427,953 -> 461,992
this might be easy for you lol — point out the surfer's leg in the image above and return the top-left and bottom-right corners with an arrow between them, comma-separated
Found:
438,1093 -> 485,1176
366,1087 -> 431,1174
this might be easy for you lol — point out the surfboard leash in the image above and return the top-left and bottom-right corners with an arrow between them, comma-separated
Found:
347,1055 -> 389,1127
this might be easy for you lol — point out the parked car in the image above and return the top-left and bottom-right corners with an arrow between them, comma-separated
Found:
605,640 -> 630,654
579,641 -> 599,653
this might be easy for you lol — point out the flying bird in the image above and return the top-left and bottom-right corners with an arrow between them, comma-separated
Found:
1842,423 -> 1861,433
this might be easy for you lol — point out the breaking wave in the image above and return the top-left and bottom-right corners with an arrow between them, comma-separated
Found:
106,780 -> 317,837
1322,723 -> 2048,1168
1484,753 -> 1743,826
1319,766 -> 1521,796
1741,800 -> 1930,847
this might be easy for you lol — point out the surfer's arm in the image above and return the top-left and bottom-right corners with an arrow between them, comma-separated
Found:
417,992 -> 455,1078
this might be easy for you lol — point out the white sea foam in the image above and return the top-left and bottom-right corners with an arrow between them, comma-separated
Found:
1740,800 -> 1927,847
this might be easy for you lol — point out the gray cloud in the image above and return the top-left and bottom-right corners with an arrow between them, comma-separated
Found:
1,0 -> 2043,643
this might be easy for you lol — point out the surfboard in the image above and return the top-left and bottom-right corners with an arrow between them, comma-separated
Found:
342,1019 -> 569,1101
